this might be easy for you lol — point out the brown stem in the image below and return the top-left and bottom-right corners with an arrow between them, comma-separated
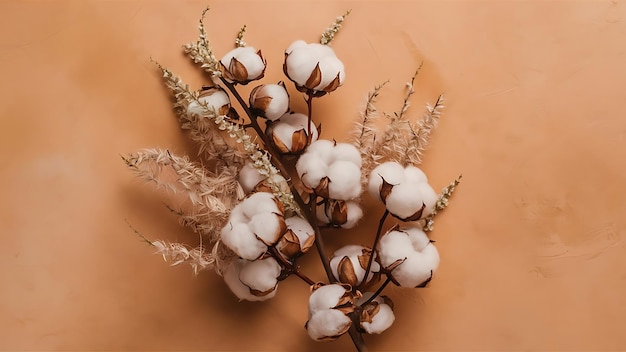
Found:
363,210 -> 389,281
306,93 -> 313,138
359,275 -> 392,307
310,197 -> 336,282
269,247 -> 315,286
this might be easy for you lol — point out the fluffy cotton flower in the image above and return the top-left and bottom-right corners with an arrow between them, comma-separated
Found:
186,86 -> 231,117
265,112 -> 318,154
223,257 -> 282,301
276,216 -> 315,259
220,46 -> 266,84
316,199 -> 363,229
377,226 -> 439,287
249,82 -> 290,121
330,245 -> 379,287
237,163 -> 289,194
368,161 -> 438,221
296,140 -> 361,200
283,40 -> 345,95
306,284 -> 356,341
220,192 -> 286,260
357,293 -> 395,334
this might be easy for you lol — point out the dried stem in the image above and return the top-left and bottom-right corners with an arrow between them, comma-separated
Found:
362,210 -> 389,286
359,275 -> 392,308
269,247 -> 315,285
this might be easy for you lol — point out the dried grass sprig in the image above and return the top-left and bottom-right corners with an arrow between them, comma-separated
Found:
402,94 -> 445,166
235,25 -> 247,47
152,240 -> 214,275
122,148 -> 241,239
320,10 -> 351,45
183,7 -> 221,80
423,174 -> 462,232
352,81 -> 388,185
376,65 -> 422,163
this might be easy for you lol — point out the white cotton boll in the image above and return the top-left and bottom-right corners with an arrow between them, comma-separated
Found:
241,192 -> 279,216
316,55 -> 345,90
391,245 -> 439,287
259,84 -> 290,121
186,89 -> 231,117
285,40 -> 307,54
223,260 -> 263,301
330,245 -> 376,286
332,143 -> 362,167
403,166 -> 428,184
270,112 -> 318,151
341,201 -> 363,229
248,213 -> 283,246
378,227 -> 439,287
417,182 -> 438,217
296,153 -> 327,189
220,47 -> 265,82
360,297 -> 395,334
327,161 -> 361,200
285,47 -> 318,86
306,139 -> 336,165
238,163 -> 265,193
368,162 -> 405,201
307,310 -> 352,341
309,284 -> 348,314
385,182 -> 426,220
285,216 -> 314,246
238,257 -> 281,295
220,222 -> 267,260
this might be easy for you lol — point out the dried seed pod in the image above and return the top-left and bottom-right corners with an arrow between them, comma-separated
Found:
220,46 -> 266,84
306,283 -> 358,341
377,225 -> 439,287
223,257 -> 281,301
283,40 -> 345,96
329,245 -> 380,287
276,216 -> 315,259
357,293 -> 395,334
265,112 -> 318,154
249,82 -> 290,121
316,199 -> 363,229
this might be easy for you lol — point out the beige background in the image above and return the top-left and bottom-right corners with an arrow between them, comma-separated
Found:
2,1 -> 626,351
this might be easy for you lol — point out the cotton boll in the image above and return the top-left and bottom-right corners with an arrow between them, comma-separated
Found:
238,257 -> 281,296
403,165 -> 428,184
309,284 -> 350,314
305,139 -> 336,165
276,216 -> 315,258
223,260 -> 264,301
220,46 -> 265,83
241,192 -> 280,216
296,153 -> 328,189
417,182 -> 438,217
378,227 -> 439,287
285,40 -> 306,54
327,161 -> 361,200
266,112 -> 318,154
248,213 -> 285,246
359,295 -> 395,334
186,87 -> 231,118
238,163 -> 265,194
220,222 -> 267,260
306,310 -> 352,341
384,182 -> 426,220
284,216 -> 314,247
341,201 -> 363,229
330,245 -> 378,286
368,162 -> 405,201
284,41 -> 345,94
249,83 -> 290,121
332,143 -> 362,167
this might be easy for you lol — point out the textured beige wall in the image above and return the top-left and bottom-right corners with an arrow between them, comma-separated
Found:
2,1 -> 626,350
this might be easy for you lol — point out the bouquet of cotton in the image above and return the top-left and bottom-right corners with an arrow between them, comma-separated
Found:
124,7 -> 461,351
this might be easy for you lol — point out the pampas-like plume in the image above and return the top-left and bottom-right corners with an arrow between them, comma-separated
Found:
422,174 -> 461,232
155,62 -> 246,170
376,65 -> 422,163
122,148 -> 242,240
183,7 -> 221,80
402,94 -> 445,166
152,240 -> 214,275
352,81 -> 388,185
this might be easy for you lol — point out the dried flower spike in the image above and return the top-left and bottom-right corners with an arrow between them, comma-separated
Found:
320,10 -> 351,45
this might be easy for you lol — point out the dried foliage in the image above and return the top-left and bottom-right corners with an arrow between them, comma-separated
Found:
183,7 -> 221,80
422,174 -> 462,232
320,10 -> 351,45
